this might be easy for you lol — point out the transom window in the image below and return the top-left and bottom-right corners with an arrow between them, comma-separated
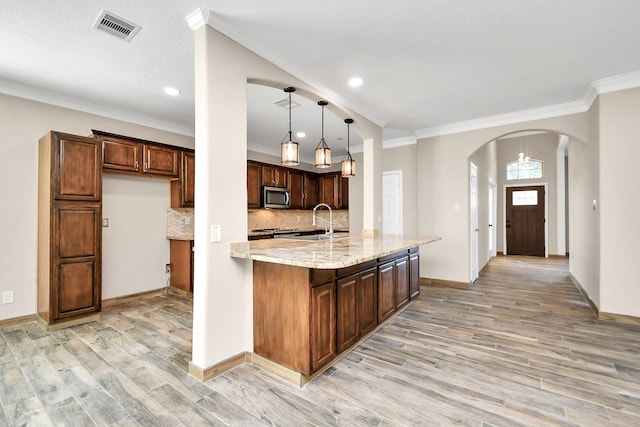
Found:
506,158 -> 543,180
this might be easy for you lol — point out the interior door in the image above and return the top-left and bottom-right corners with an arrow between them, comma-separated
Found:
506,185 -> 545,256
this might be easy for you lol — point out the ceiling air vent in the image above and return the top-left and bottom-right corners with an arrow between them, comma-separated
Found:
273,98 -> 300,109
93,10 -> 141,42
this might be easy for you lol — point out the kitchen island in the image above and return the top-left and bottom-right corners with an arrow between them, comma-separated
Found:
230,234 -> 440,386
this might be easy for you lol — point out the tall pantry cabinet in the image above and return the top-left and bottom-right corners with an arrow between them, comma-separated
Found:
38,131 -> 102,329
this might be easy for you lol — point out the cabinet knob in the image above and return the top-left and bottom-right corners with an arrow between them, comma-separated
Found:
135,161 -> 139,171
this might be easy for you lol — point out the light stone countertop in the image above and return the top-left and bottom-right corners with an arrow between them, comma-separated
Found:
229,234 -> 441,269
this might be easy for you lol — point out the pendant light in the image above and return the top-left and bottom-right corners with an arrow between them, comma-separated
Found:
315,101 -> 331,168
341,118 -> 356,177
281,87 -> 299,166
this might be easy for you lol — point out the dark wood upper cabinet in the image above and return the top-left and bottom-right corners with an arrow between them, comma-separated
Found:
304,173 -> 319,208
51,133 -> 101,201
246,160 -> 346,210
262,164 -> 288,188
180,151 -> 195,207
101,137 -> 140,173
247,162 -> 261,209
143,144 -> 179,177
289,170 -> 305,209
341,176 -> 349,209
319,172 -> 341,209
93,130 -> 180,179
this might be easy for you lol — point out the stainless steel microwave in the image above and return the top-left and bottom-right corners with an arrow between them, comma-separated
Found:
263,186 -> 290,209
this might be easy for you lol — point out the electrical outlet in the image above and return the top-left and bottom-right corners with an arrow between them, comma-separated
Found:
2,291 -> 14,304
102,218 -> 109,227
165,264 -> 171,274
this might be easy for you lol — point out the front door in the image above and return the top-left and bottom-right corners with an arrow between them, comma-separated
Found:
506,185 -> 545,257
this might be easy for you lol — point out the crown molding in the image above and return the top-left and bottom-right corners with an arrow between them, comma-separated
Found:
186,9 -> 208,31
415,100 -> 589,140
0,78 -> 194,137
591,71 -> 640,94
383,136 -> 417,149
414,71 -> 640,140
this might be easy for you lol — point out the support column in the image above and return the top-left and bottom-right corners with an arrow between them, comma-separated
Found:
188,11 -> 251,376
362,136 -> 383,236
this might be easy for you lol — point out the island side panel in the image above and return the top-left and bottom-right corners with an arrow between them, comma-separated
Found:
253,261 -> 311,374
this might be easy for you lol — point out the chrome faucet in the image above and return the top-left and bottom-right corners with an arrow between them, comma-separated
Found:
312,203 -> 333,236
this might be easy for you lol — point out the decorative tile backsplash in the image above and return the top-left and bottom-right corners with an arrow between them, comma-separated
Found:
248,209 -> 349,232
166,208 -> 194,240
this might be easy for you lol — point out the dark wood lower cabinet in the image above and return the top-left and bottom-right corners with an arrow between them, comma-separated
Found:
337,267 -> 378,353
378,261 -> 396,323
337,275 -> 359,352
253,248 -> 419,380
395,255 -> 410,310
410,252 -> 420,299
359,268 -> 378,335
311,282 -> 336,371
170,240 -> 193,292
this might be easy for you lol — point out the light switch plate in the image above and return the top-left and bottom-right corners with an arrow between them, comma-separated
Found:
102,218 -> 109,227
210,224 -> 221,243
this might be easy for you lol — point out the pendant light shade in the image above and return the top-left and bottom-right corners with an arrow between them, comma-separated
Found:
281,87 -> 299,166
315,101 -> 331,168
341,118 -> 356,177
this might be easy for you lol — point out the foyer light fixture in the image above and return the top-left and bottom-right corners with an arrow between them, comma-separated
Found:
280,87 -> 299,166
341,118 -> 356,177
315,101 -> 331,168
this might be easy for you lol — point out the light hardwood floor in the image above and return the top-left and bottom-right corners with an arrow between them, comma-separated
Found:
2,256 -> 640,426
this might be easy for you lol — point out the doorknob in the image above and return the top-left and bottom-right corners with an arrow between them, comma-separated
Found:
475,228 -> 479,232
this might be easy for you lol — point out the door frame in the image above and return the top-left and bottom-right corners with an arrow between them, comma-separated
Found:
502,183 -> 548,257
488,177 -> 497,259
470,162 -> 479,283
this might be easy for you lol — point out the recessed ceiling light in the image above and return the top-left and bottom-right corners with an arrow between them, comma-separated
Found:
296,132 -> 306,138
348,77 -> 363,87
163,86 -> 181,96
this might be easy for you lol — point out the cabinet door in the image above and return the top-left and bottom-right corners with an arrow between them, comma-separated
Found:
337,275 -> 359,353
304,174 -> 319,208
311,282 -> 336,371
101,137 -> 140,173
53,204 -> 101,320
143,144 -> 179,177
378,261 -> 396,323
181,151 -> 195,207
341,176 -> 349,209
262,164 -> 288,188
54,134 -> 101,201
247,162 -> 261,208
319,173 -> 340,209
359,267 -> 378,335
289,171 -> 305,209
395,256 -> 410,309
410,253 -> 420,299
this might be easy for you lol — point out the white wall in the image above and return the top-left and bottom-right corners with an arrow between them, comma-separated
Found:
0,92 -> 193,322
102,175 -> 170,299
382,144 -> 418,236
598,88 -> 640,317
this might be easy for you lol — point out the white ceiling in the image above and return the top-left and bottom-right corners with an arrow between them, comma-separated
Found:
2,1 -> 640,162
